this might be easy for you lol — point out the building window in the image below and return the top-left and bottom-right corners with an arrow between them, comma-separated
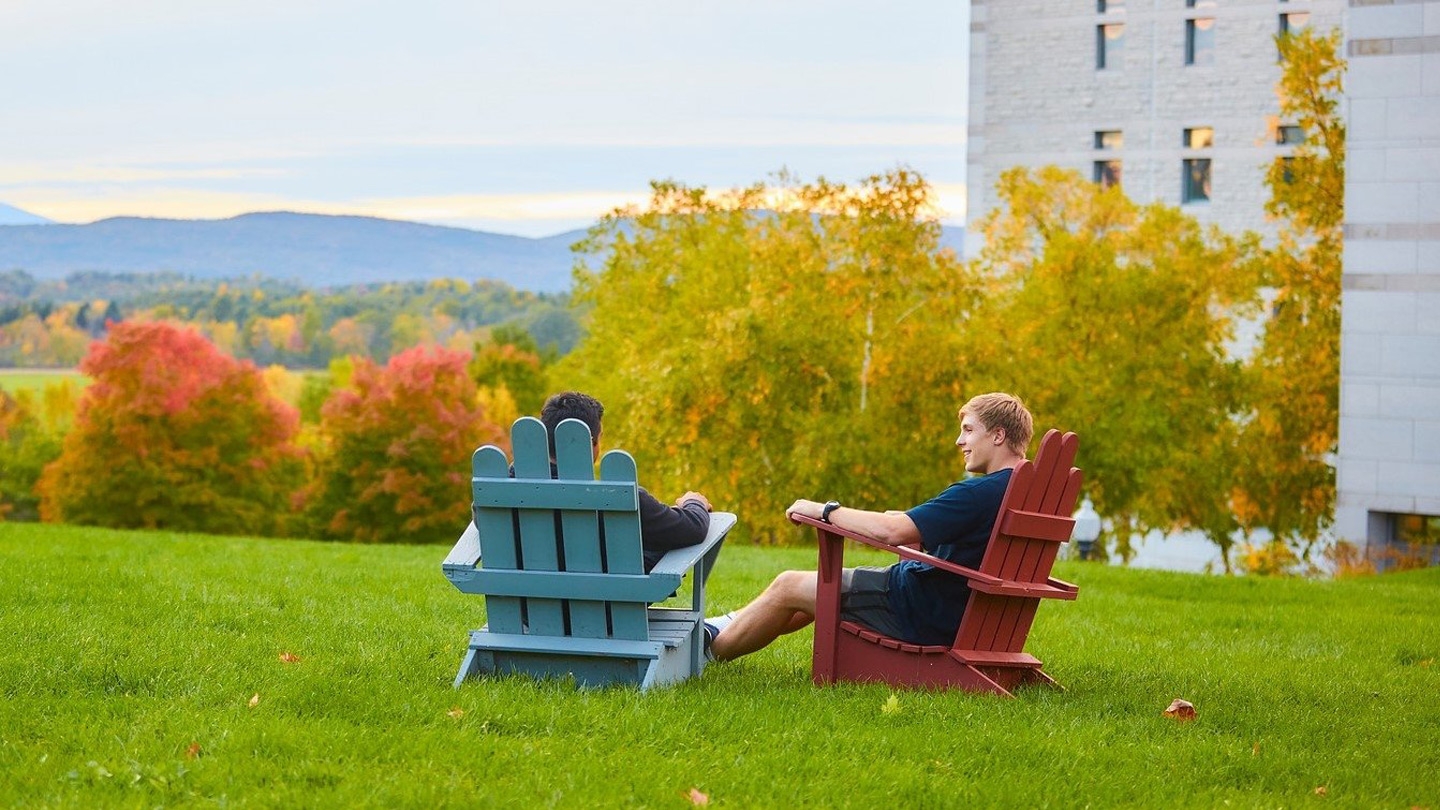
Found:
1276,125 -> 1305,145
1280,156 -> 1296,184
1183,127 -> 1214,149
1279,11 -> 1310,36
1182,159 -> 1212,203
1097,0 -> 1124,11
1185,18 -> 1215,66
1185,0 -> 1216,7
1094,130 -> 1124,150
1093,160 -> 1123,189
1097,24 -> 1125,69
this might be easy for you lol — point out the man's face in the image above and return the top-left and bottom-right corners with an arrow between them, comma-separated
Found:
955,412 -> 1004,474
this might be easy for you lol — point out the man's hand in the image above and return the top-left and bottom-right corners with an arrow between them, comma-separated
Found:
677,491 -> 712,511
786,499 -> 824,521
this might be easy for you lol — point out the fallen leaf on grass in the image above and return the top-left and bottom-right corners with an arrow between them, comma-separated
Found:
686,788 -> 710,806
881,693 -> 901,715
278,652 -> 301,664
1252,742 -> 1261,757
247,693 -> 260,708
185,742 -> 202,760
1418,659 -> 1433,669
1314,786 -> 1328,796
1163,698 -> 1196,721
447,707 -> 464,719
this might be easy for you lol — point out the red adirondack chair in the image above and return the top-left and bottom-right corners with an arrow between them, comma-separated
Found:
794,429 -> 1082,697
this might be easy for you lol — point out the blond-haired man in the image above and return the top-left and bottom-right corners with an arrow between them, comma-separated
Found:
707,393 -> 1034,661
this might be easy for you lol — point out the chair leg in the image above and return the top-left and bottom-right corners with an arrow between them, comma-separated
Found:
453,646 -> 482,689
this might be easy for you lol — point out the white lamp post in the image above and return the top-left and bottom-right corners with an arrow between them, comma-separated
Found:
1072,497 -> 1102,561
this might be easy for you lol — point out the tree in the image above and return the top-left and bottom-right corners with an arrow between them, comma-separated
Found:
962,167 -> 1261,567
1233,27 -> 1345,554
469,323 -> 547,415
557,169 -> 974,543
37,321 -> 305,535
0,383 -> 73,521
304,345 -> 506,543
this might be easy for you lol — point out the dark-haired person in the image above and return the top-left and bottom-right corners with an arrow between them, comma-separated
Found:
706,392 -> 1034,662
539,391 -> 715,572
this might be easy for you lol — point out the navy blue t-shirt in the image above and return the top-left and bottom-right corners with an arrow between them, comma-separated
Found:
888,468 -> 1013,646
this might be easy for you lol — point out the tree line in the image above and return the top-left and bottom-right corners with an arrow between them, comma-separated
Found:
0,271 -> 581,368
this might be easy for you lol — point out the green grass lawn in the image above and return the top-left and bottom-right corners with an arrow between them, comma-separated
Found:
2,523 -> 1437,808
0,368 -> 85,395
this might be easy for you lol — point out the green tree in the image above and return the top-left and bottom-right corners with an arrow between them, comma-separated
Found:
557,169 -> 973,543
963,167 -> 1261,567
304,345 -> 506,543
1233,27 -> 1345,553
0,383 -> 74,521
468,323 -> 547,415
37,321 -> 305,535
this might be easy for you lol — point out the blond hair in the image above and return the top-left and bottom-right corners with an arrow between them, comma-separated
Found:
960,392 -> 1034,454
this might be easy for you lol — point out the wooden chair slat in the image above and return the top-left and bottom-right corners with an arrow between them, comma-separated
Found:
555,419 -> 608,639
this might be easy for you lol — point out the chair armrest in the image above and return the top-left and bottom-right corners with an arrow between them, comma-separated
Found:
789,513 -> 1004,587
649,512 -> 736,578
442,521 -> 482,572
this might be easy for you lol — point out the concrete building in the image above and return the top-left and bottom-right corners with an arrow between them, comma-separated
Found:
967,0 -> 1439,558
966,0 -> 1342,257
1334,0 -> 1440,556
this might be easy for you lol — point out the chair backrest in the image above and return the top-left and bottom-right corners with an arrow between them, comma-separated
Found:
471,416 -> 651,641
954,429 -> 1082,651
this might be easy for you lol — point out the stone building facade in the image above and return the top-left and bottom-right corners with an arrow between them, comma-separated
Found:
1334,0 -> 1440,554
965,0 -> 1343,257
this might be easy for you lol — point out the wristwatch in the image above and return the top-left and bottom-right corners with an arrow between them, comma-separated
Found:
821,500 -> 842,523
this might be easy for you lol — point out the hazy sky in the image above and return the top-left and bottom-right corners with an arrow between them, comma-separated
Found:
2,1 -> 969,237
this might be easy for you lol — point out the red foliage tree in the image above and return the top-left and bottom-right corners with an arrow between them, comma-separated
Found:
305,345 -> 506,543
37,321 -> 305,535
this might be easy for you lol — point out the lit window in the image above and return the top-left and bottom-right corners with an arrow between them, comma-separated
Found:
1094,130 -> 1124,150
1279,11 -> 1310,36
1097,23 -> 1125,70
1186,18 -> 1215,66
1276,125 -> 1305,145
1094,160 -> 1123,189
1182,159 -> 1211,203
1183,127 -> 1214,149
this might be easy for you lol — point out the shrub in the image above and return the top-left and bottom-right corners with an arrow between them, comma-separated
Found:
305,346 -> 505,543
37,321 -> 305,535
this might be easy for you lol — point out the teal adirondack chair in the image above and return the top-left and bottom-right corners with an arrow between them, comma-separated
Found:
443,416 -> 734,689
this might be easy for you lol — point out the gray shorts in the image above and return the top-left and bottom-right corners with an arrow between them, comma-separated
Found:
840,565 -> 909,640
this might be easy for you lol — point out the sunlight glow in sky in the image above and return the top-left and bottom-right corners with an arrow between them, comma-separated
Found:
1,1 -> 970,237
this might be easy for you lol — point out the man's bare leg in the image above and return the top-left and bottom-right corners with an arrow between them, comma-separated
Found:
711,570 -> 819,661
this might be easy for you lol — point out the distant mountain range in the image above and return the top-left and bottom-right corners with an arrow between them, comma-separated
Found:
0,205 -> 965,293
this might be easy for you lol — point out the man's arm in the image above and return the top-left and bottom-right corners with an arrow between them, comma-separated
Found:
786,499 -> 921,547
637,486 -> 711,553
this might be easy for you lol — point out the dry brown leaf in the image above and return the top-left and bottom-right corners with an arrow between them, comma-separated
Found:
185,742 -> 202,760
278,652 -> 301,664
447,707 -> 464,719
247,693 -> 260,708
1163,698 -> 1196,721
687,788 -> 710,806
1314,786 -> 1328,796
1252,742 -> 1261,757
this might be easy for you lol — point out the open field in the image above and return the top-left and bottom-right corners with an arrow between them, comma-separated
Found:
0,368 -> 85,395
2,523 -> 1437,808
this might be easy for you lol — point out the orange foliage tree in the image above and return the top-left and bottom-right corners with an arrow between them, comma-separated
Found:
37,321 -> 305,535
304,345 -> 506,543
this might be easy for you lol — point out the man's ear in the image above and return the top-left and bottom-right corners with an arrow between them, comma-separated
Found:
993,428 -> 1006,446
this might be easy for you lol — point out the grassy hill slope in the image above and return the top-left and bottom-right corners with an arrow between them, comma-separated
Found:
2,523 -> 1436,808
